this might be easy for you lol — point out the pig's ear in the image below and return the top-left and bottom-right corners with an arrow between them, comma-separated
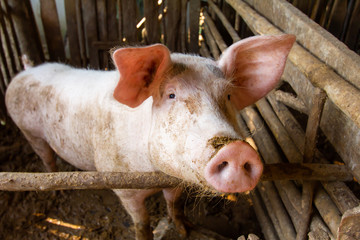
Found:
218,34 -> 295,110
112,44 -> 171,108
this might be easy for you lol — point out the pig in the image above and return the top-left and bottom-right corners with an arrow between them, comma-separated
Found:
5,34 -> 295,239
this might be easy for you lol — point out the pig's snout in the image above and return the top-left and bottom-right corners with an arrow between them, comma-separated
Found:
204,141 -> 263,193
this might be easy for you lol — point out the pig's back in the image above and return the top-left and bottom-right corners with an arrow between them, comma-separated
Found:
5,63 -> 121,170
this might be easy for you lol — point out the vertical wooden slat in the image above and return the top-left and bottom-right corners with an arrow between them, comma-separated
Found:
7,0 -> 43,65
180,0 -> 187,52
0,30 -> 10,86
117,0 -> 122,41
188,0 -> 200,53
0,17 -> 14,79
2,1 -> 21,72
82,0 -> 99,68
40,0 -> 66,62
165,0 -> 182,52
121,0 -> 138,43
76,0 -> 87,67
107,0 -> 118,41
65,0 -> 82,67
144,0 -> 160,44
97,0 -> 107,69
344,0 -> 360,51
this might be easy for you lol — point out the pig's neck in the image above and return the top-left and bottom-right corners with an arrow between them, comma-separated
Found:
89,71 -> 156,173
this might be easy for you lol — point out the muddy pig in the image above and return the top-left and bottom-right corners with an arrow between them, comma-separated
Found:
5,35 -> 295,239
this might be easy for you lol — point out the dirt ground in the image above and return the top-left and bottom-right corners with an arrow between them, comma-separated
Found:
0,122 -> 262,240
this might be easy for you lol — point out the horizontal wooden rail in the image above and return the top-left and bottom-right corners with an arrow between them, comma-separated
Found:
0,163 -> 353,191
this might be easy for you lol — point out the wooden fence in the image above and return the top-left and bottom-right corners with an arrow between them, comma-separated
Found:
201,0 -> 360,239
0,0 -> 360,239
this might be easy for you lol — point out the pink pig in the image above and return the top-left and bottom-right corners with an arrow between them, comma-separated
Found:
6,35 -> 295,239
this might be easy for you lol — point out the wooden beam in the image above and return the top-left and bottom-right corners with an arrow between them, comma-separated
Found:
40,0 -> 66,62
0,163 -> 352,191
242,0 -> 360,90
82,0 -> 99,68
144,0 -> 160,44
203,11 -> 227,52
188,0 -> 200,53
64,0 -> 82,67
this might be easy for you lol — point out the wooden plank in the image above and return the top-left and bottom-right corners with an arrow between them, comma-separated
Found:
40,0 -> 66,62
180,0 -> 187,52
226,0 -> 360,181
121,0 -> 138,43
344,0 -> 360,51
96,0 -> 107,69
165,0 -> 182,52
188,0 -> 200,53
82,0 -> 99,68
144,0 -> 160,44
7,0 -> 43,65
64,0 -> 82,67
97,0 -> 107,41
241,0 -> 360,90
107,0 -> 118,41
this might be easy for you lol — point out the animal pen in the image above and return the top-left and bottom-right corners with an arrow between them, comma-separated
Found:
0,0 -> 360,239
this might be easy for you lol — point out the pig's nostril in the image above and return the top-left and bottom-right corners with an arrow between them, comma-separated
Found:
244,162 -> 251,172
217,161 -> 228,172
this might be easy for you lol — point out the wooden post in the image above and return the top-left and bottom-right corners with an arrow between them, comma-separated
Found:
188,0 -> 200,53
121,0 -> 138,43
165,0 -> 182,52
40,0 -> 66,62
82,0 -> 99,68
64,0 -> 82,67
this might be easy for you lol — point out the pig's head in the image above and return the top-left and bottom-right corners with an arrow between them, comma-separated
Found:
112,35 -> 295,193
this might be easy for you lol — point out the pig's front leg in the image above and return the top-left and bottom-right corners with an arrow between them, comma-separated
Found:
113,189 -> 159,240
163,188 -> 187,237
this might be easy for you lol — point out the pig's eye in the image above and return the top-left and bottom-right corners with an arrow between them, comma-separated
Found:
169,93 -> 176,99
227,94 -> 231,100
